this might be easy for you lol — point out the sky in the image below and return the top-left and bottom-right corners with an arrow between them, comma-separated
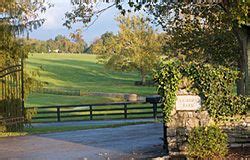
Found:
29,0 -> 120,44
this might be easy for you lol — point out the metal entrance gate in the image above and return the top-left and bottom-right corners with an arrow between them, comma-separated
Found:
0,62 -> 24,132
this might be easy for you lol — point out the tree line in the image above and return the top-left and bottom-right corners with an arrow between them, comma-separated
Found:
23,34 -> 87,54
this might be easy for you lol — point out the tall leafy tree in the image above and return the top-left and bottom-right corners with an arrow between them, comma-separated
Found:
0,0 -> 50,67
86,32 -> 115,54
70,29 -> 87,53
154,3 -> 242,65
92,15 -> 163,85
0,0 -> 51,99
148,1 -> 248,94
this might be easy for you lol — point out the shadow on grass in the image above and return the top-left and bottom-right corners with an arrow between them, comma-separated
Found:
28,58 -> 138,84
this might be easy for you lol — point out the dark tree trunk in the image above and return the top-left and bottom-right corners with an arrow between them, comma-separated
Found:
140,70 -> 146,86
235,26 -> 248,96
219,3 -> 248,96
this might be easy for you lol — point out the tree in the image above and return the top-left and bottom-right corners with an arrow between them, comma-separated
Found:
87,32 -> 115,53
0,0 -> 51,99
92,15 -> 163,85
0,0 -> 50,66
148,2 -> 248,94
155,4 -> 241,66
151,1 -> 249,95
0,1 -> 49,131
70,29 -> 87,53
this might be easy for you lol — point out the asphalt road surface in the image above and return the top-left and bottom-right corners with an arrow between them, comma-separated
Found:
0,123 -> 164,160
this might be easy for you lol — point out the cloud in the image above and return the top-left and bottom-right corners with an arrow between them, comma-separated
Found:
42,0 -> 71,29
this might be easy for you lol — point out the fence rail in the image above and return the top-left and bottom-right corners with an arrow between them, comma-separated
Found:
28,101 -> 162,123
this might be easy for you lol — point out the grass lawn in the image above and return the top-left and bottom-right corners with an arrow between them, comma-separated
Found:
24,121 -> 153,134
0,132 -> 27,138
26,53 -> 156,107
0,121 -> 153,137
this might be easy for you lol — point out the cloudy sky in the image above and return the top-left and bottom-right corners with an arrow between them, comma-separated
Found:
29,0 -> 120,44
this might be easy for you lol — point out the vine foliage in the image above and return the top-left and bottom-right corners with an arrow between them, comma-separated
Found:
154,59 -> 247,122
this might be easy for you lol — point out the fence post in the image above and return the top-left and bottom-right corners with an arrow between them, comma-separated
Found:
57,106 -> 61,122
124,103 -> 127,119
90,105 -> 93,120
153,103 -> 157,120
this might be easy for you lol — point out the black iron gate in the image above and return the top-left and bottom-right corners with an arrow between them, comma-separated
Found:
0,62 -> 24,132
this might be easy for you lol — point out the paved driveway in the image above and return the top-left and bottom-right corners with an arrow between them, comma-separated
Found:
0,123 -> 164,160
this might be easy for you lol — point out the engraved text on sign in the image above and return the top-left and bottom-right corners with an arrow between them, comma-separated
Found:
176,95 -> 201,110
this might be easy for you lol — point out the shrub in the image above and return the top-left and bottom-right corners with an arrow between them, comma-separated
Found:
24,107 -> 37,127
187,125 -> 228,159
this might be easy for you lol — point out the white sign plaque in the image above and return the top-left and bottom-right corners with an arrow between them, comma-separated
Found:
176,95 -> 201,111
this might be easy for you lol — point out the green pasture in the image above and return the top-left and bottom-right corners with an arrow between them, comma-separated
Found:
26,53 -> 156,107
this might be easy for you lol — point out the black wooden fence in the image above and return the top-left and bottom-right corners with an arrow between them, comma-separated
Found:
28,101 -> 162,123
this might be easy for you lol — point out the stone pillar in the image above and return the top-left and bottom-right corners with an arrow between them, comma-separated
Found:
165,91 -> 212,157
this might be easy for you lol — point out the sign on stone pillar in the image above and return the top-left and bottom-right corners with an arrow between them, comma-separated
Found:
176,95 -> 201,111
